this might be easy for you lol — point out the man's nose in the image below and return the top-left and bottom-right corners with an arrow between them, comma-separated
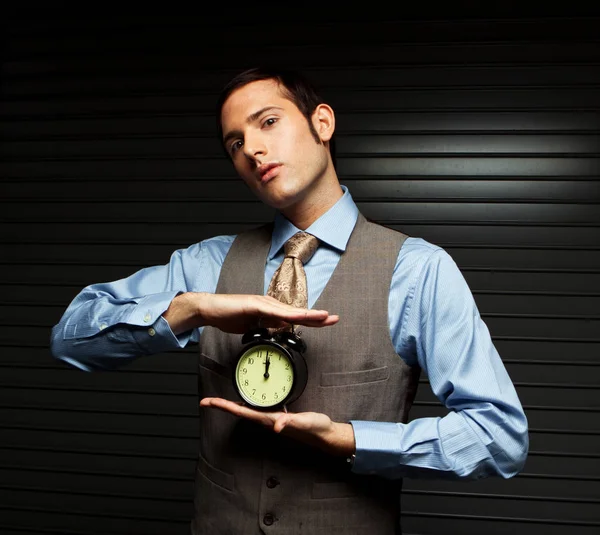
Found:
243,133 -> 267,162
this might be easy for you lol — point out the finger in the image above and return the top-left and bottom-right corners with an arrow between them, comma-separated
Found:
200,398 -> 244,410
259,314 -> 339,329
200,397 -> 279,426
258,295 -> 326,315
300,314 -> 340,327
258,297 -> 339,326
200,397 -> 247,413
262,304 -> 330,321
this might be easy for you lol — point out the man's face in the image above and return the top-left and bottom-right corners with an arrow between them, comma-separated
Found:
220,79 -> 331,212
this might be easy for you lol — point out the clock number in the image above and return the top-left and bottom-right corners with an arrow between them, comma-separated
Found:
248,357 -> 254,365
284,363 -> 290,370
274,392 -> 278,399
252,389 -> 256,395
242,368 -> 247,374
287,375 -> 292,382
282,386 -> 286,392
262,393 -> 267,400
244,379 -> 249,386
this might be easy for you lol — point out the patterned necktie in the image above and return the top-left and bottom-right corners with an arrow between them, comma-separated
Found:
267,231 -> 319,314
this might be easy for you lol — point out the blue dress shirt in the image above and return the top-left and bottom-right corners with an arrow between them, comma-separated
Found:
50,185 -> 529,480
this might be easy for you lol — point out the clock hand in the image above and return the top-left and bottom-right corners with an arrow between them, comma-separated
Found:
264,353 -> 270,379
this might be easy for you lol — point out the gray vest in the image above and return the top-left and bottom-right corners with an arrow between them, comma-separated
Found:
192,214 -> 420,535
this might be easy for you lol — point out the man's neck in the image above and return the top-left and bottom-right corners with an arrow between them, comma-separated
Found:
281,182 -> 344,230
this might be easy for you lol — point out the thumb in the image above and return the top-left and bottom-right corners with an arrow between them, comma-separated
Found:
273,413 -> 293,434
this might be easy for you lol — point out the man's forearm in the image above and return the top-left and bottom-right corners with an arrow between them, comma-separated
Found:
52,290 -> 338,371
349,408 -> 528,480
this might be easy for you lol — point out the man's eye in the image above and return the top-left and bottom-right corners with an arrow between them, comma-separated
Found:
231,140 -> 243,154
263,117 -> 277,127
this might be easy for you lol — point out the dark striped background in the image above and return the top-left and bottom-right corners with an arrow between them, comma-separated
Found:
1,6 -> 599,535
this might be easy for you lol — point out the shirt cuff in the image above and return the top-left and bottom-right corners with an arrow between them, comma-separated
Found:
131,315 -> 193,353
349,420 -> 407,475
127,292 -> 181,327
128,292 -> 193,352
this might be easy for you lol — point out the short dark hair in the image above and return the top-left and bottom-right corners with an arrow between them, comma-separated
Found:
216,66 -> 336,169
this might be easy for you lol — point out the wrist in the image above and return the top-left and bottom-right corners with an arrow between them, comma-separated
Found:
163,292 -> 207,335
321,422 -> 356,457
192,292 -> 210,327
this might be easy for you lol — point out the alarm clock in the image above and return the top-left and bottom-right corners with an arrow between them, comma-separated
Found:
234,327 -> 308,410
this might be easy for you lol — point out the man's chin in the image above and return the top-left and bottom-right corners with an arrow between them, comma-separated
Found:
257,188 -> 299,212
263,198 -> 295,213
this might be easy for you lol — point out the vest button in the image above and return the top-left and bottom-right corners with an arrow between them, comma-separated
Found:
263,513 -> 275,525
266,477 -> 280,488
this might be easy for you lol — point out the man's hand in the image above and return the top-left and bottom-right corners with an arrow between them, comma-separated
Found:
163,292 -> 339,335
200,397 -> 356,457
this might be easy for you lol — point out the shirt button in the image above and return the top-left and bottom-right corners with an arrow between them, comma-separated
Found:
266,477 -> 279,488
148,328 -> 156,337
99,323 -> 107,330
263,513 -> 275,526
143,313 -> 152,323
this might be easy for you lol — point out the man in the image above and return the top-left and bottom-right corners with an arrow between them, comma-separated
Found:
51,67 -> 529,534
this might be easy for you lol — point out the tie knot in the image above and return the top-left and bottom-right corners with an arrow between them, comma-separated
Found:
284,232 -> 319,264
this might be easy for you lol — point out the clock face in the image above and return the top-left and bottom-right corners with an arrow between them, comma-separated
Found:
234,344 -> 294,408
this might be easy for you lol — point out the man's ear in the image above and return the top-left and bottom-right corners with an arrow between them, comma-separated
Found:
312,103 -> 335,143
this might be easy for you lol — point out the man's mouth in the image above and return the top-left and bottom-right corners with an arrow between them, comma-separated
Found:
258,163 -> 281,183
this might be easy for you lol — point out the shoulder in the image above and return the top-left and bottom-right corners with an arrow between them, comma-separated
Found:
362,220 -> 452,274
179,223 -> 273,266
178,234 -> 237,267
394,236 -> 462,285
398,236 -> 444,265
363,218 -> 408,241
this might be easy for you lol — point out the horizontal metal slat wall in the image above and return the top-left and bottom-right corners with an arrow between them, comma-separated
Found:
1,7 -> 599,535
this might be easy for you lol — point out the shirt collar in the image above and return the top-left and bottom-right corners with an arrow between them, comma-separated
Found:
268,185 -> 359,260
